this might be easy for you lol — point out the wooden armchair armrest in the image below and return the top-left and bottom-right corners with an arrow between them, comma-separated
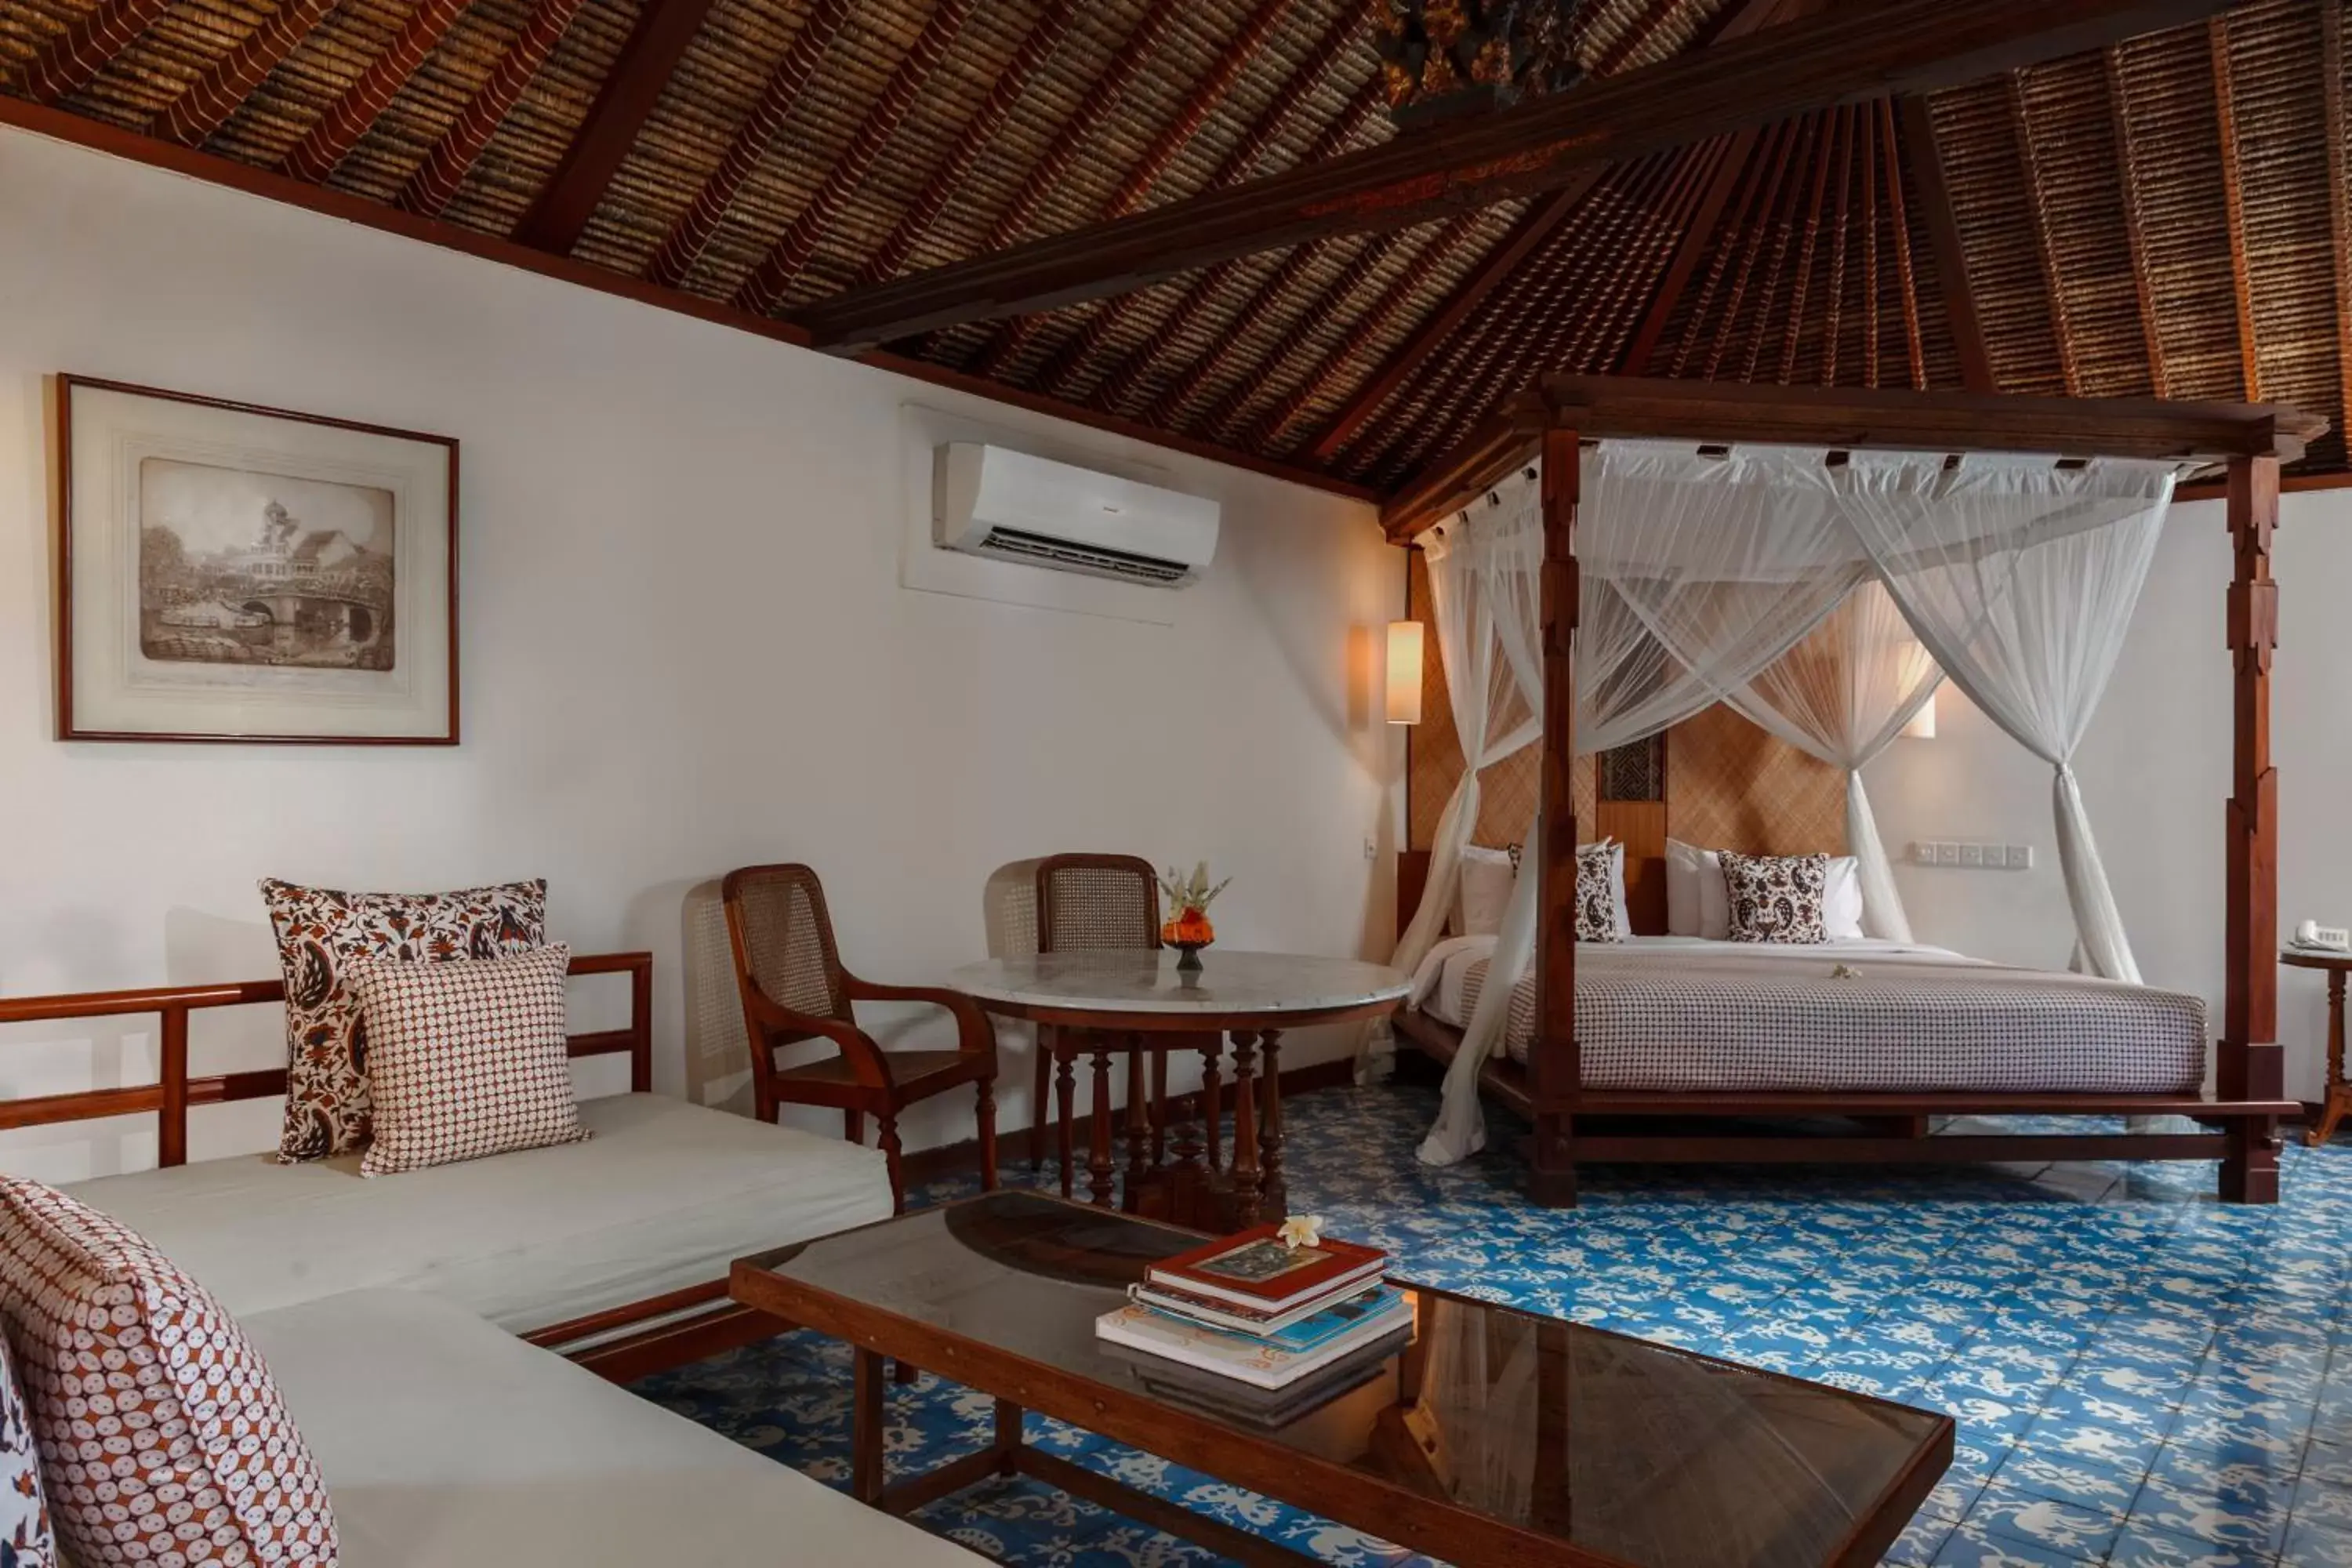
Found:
741,991 -> 894,1089
844,977 -> 998,1064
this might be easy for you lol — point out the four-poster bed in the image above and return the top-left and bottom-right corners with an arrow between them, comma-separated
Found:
1385,374 -> 2324,1208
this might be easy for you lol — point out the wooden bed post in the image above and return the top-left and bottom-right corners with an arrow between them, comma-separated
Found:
1530,423 -> 1582,1207
2220,453 -> 2283,1203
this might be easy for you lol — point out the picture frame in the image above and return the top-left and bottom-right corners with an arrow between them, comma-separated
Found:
56,376 -> 459,744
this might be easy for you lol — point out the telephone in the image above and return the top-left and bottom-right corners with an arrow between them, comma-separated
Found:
2294,920 -> 2352,953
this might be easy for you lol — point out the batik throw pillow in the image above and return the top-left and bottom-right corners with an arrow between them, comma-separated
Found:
1575,840 -> 1625,943
260,877 -> 547,1163
0,1178 -> 336,1567
0,1333 -> 53,1568
348,943 -> 589,1178
1718,851 -> 1830,944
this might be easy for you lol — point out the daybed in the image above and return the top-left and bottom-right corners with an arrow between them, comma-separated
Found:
0,952 -> 980,1565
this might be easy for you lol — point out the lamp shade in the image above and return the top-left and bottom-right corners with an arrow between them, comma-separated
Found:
1385,620 -> 1425,725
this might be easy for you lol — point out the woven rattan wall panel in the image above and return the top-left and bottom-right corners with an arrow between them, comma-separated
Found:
1666,702 -> 1847,855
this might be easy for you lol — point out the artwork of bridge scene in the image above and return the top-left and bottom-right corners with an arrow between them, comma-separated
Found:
137,457 -> 395,670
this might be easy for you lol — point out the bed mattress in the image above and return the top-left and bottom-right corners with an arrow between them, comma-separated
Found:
1408,935 -> 2208,1094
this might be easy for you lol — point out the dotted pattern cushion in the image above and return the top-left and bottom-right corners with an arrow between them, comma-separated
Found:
1717,852 -> 1830,945
347,944 -> 590,1178
0,1178 -> 336,1566
0,1330 -> 53,1566
259,878 -> 547,1163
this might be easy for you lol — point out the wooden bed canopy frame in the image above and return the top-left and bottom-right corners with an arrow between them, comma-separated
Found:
1383,373 -> 2325,1207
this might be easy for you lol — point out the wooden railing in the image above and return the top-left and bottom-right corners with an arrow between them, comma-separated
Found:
0,952 -> 655,1167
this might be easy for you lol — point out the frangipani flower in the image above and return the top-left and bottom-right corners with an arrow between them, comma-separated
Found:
1278,1214 -> 1324,1250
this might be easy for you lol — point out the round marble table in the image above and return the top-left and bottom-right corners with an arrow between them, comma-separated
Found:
949,950 -> 1410,1228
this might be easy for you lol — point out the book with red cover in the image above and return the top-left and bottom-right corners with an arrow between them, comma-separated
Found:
1145,1224 -> 1386,1314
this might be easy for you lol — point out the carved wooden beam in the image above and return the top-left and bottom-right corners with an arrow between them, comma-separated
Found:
154,0 -> 337,147
15,0 -> 172,104
513,0 -> 724,254
283,0 -> 469,182
1033,4 -> 1367,401
968,0 -> 1296,379
1895,93 -> 1994,391
398,0 -> 590,218
644,0 -> 852,290
796,0 -> 2229,354
732,0 -> 975,315
855,0 -> 1083,286
2220,451 -> 2281,1203
2209,12 -> 2259,401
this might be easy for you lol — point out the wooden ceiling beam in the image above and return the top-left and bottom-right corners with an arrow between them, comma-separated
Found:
1305,173 -> 1602,463
796,0 -> 2230,354
2209,12 -> 2260,401
1878,98 -> 1927,390
513,0 -> 724,255
2006,72 -> 2080,394
1895,93 -> 1994,391
1819,98 -> 1856,383
1621,129 -> 1753,376
1669,119 -> 1787,376
15,0 -> 172,104
2324,3 -> 2352,447
1778,112 -> 1837,383
2104,45 -> 2169,396
1086,84 -> 1386,417
398,0 -> 590,218
1704,114 -> 1802,379
732,0 -> 975,315
1861,93 -> 1880,386
855,0 -> 1082,286
644,0 -> 852,290
153,0 -> 336,147
283,0 -> 468,182
1739,111 -> 1820,382
969,0 -> 1295,379
1033,5 -> 1369,401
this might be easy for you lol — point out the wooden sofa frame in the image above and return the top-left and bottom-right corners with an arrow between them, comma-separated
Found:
1382,375 -> 2321,1207
0,953 -> 775,1381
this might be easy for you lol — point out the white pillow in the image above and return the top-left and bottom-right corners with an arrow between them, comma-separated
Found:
1823,855 -> 1864,941
1604,840 -> 1633,939
1455,846 -> 1517,938
1667,838 -> 1732,939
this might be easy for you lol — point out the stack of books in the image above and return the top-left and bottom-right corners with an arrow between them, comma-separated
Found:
1096,1222 -> 1412,1404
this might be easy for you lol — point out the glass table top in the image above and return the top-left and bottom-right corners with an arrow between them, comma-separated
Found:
742,1191 -> 1949,1568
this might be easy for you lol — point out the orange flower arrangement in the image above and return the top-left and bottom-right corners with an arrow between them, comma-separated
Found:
1158,862 -> 1230,953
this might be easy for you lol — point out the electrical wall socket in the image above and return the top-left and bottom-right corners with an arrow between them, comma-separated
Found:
1911,840 -> 2034,870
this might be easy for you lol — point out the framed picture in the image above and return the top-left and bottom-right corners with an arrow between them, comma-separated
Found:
56,376 -> 458,743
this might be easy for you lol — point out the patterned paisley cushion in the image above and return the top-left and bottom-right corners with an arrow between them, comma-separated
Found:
0,1178 -> 336,1567
260,877 -> 546,1163
0,1331 -> 53,1568
1575,841 -> 1624,943
1718,851 -> 1830,945
348,944 -> 590,1178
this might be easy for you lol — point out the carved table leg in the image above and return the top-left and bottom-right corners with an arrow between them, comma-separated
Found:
1258,1028 -> 1285,1221
853,1346 -> 885,1504
1229,1030 -> 1261,1229
1055,1043 -> 1076,1200
1150,1051 -> 1169,1167
1123,1040 -> 1150,1211
2311,971 -> 2350,1147
1201,1040 -> 1223,1169
1089,1045 -> 1116,1208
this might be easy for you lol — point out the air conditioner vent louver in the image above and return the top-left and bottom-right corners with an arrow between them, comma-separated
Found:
935,442 -> 1218,589
973,527 -> 1192,585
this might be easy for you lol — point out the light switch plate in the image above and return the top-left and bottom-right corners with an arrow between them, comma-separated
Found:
1959,844 -> 1984,867
2007,844 -> 2034,869
1912,841 -> 1936,865
1936,842 -> 1962,866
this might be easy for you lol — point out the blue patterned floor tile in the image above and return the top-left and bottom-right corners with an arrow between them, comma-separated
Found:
628,1083 -> 2352,1568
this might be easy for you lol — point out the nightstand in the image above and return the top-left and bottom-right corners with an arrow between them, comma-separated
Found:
2285,947 -> 2352,1146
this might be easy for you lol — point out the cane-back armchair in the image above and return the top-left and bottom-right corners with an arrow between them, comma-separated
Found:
1031,855 -> 1187,1189
722,863 -> 996,1210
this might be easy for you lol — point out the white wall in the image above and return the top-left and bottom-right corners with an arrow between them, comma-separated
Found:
1865,485 -> 2352,1100
0,128 -> 1405,1178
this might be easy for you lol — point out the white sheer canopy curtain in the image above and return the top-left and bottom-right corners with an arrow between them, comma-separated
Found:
1730,580 -> 1942,941
1390,503 -> 1544,984
1838,453 -> 2179,982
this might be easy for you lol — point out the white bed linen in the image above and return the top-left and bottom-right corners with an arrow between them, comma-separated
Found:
246,1287 -> 984,1566
1408,935 -> 2207,1094
64,1094 -> 891,1332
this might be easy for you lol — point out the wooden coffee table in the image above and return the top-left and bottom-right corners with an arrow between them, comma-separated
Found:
730,1191 -> 1951,1568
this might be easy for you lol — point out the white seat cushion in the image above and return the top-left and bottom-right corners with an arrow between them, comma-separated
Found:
62,1094 -> 891,1332
244,1287 -> 985,1567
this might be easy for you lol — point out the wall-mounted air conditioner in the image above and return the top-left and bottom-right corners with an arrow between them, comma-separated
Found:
934,442 -> 1219,588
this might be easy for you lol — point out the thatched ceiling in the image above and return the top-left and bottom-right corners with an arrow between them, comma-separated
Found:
2,0 -> 2342,495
